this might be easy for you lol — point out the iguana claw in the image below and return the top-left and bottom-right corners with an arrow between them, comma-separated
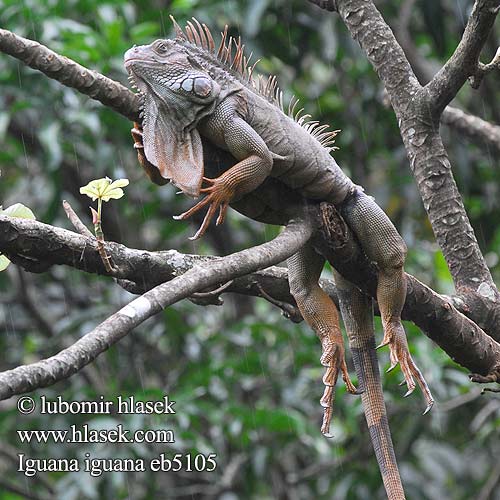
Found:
380,327 -> 434,412
174,176 -> 233,240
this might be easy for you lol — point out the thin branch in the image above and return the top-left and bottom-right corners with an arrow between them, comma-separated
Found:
470,46 -> 500,88
439,386 -> 483,411
307,0 -> 338,11
477,460 -> 500,500
442,105 -> 500,154
189,279 -> 234,305
257,283 -> 303,323
393,1 -> 500,154
0,218 -> 313,399
0,28 -> 140,122
426,0 -> 500,114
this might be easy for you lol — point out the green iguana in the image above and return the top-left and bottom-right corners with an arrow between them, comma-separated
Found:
124,18 -> 434,499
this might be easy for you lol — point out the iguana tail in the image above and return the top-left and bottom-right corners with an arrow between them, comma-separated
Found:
334,270 -> 405,500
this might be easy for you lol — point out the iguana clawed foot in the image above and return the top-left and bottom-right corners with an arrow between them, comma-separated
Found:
174,176 -> 233,240
378,324 -> 434,414
130,123 -> 170,186
319,338 -> 362,438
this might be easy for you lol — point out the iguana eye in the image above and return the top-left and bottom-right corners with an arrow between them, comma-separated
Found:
153,40 -> 168,54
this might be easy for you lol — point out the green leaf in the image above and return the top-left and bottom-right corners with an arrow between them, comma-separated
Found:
0,255 -> 10,271
0,203 -> 35,271
1,203 -> 36,220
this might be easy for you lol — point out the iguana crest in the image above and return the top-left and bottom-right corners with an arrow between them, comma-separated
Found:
169,16 -> 340,152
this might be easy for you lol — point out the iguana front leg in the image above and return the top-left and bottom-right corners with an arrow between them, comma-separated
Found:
131,122 -> 170,186
287,242 -> 360,437
341,189 -> 434,411
175,109 -> 274,240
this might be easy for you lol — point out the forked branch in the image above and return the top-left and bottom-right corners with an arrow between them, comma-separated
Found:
0,218 -> 313,399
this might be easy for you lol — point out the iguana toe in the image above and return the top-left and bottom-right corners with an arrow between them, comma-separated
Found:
174,176 -> 233,239
383,325 -> 434,412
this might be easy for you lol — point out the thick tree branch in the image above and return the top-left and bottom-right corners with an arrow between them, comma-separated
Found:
333,0 -> 420,110
2,215 -> 499,380
310,0 -> 498,295
426,0 -> 500,115
0,219 -> 314,399
0,29 -> 140,122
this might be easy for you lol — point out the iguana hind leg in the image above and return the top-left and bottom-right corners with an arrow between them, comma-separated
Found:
340,189 -> 434,412
287,243 -> 359,437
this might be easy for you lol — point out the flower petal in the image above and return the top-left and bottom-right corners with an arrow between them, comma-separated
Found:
100,188 -> 124,202
108,178 -> 129,189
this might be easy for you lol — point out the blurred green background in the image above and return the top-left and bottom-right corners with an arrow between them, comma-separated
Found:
0,0 -> 499,498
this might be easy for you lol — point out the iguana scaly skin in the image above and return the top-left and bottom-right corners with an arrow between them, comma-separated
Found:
124,18 -> 434,499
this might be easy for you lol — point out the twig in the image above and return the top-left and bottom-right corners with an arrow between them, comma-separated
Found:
477,461 -> 500,500
469,46 -> 500,89
442,106 -> 500,155
62,200 -> 93,238
439,386 -> 482,411
470,399 -> 500,431
190,279 -> 234,305
63,200 -> 115,272
257,283 -> 303,323
95,237 -> 115,273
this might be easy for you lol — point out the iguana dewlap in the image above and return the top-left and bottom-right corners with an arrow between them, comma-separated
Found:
124,18 -> 433,500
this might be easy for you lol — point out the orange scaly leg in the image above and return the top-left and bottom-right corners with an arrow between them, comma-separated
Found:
287,243 -> 360,437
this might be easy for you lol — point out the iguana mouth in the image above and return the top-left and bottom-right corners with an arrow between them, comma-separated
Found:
124,57 -> 142,68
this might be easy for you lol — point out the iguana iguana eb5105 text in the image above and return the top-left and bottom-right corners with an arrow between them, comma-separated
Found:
124,18 -> 434,500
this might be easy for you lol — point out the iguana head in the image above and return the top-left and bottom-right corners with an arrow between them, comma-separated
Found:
124,39 -> 221,196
